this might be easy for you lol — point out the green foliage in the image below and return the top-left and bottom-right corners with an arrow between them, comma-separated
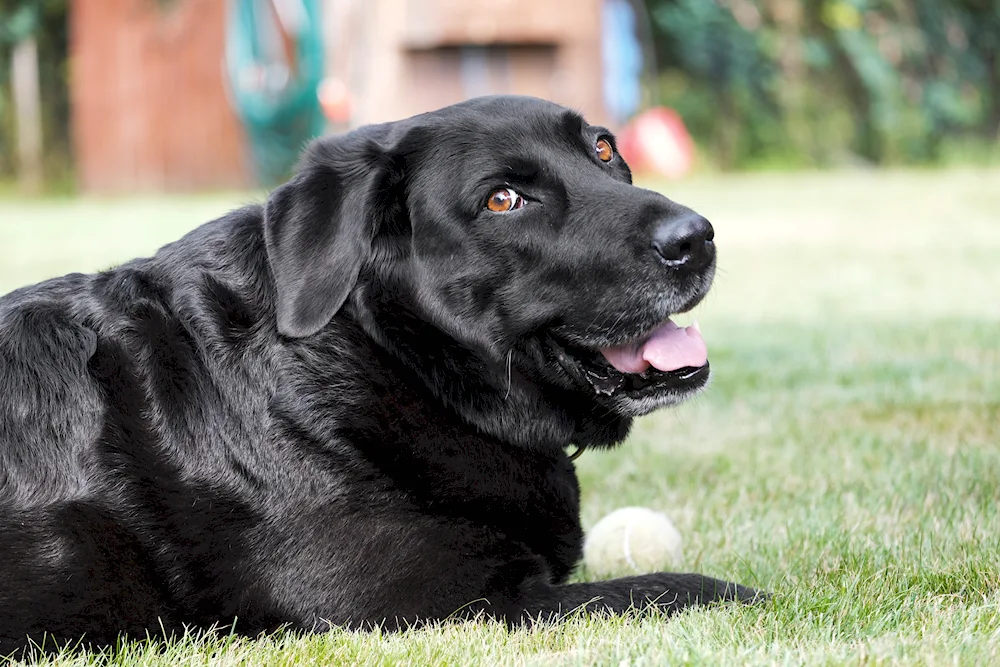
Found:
0,0 -> 70,182
645,0 -> 1000,169
0,1 -> 39,44
650,0 -> 791,168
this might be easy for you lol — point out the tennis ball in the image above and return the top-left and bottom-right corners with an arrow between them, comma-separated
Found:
583,507 -> 683,577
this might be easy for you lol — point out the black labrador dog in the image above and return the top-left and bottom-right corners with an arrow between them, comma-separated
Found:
0,96 -> 760,653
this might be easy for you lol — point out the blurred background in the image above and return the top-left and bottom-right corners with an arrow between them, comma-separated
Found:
0,0 -> 998,194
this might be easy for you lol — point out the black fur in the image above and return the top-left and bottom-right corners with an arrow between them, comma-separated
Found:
0,96 -> 761,655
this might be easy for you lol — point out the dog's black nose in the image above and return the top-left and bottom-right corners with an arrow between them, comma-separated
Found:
652,213 -> 715,270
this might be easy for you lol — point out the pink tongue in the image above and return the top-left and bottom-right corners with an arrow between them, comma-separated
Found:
599,320 -> 707,374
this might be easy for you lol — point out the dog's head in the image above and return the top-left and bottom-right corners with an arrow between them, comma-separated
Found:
265,96 -> 716,442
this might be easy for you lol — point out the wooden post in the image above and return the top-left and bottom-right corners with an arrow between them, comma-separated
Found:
12,36 -> 44,194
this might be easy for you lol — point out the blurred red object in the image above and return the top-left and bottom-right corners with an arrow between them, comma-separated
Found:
319,77 -> 353,125
616,107 -> 694,179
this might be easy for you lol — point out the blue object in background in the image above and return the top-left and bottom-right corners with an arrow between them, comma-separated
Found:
602,0 -> 644,126
226,0 -> 326,185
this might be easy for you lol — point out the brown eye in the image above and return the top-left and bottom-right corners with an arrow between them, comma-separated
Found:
486,187 -> 524,213
596,137 -> 614,162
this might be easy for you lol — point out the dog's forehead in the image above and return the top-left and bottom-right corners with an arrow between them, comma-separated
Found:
424,96 -> 590,144
436,95 -> 578,121
402,100 -> 597,181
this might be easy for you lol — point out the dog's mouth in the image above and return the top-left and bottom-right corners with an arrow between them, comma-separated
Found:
549,319 -> 710,399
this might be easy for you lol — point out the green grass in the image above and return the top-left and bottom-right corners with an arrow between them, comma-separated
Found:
1,169 -> 998,665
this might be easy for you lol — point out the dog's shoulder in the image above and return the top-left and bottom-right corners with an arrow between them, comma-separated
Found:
0,273 -> 105,506
0,273 -> 101,407
0,205 -> 269,506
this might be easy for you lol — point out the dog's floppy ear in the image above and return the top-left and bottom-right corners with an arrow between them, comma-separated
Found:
264,124 -> 407,338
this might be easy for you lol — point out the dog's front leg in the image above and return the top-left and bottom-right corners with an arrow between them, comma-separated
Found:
494,571 -> 766,623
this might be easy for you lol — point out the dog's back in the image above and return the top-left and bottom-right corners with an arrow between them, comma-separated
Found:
0,207 -> 285,650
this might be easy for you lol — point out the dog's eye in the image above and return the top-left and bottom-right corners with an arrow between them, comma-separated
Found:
596,138 -> 614,163
486,187 -> 524,213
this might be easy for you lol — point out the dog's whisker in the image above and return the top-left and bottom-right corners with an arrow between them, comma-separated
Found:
504,350 -> 513,401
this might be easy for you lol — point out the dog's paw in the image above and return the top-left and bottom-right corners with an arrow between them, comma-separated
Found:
699,577 -> 770,606
702,579 -> 771,604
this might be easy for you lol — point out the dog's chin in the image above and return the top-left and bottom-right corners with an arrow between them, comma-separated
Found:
545,335 -> 710,417
607,368 -> 710,416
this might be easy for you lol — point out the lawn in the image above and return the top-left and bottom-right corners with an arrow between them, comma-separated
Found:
1,169 -> 998,665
